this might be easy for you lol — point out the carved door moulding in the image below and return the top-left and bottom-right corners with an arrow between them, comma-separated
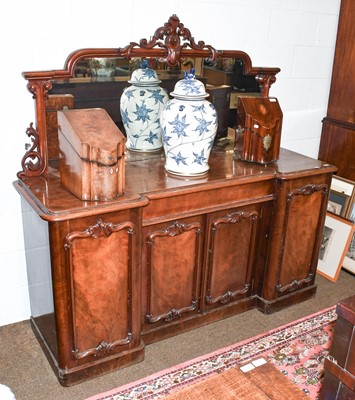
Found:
145,220 -> 201,324
65,219 -> 135,361
276,184 -> 329,294
205,210 -> 259,305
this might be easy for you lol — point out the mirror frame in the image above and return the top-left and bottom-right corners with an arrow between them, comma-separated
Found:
19,14 -> 280,178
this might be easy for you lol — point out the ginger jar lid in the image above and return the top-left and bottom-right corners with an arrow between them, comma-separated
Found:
128,59 -> 161,86
171,69 -> 209,100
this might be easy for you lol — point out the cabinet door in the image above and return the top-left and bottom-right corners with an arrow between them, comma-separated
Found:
263,178 -> 329,302
202,204 -> 262,311
142,217 -> 203,333
62,215 -> 141,365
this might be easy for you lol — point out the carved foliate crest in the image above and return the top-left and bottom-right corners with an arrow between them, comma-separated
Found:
119,14 -> 217,66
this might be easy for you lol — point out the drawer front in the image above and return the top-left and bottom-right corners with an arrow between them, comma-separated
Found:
143,180 -> 274,225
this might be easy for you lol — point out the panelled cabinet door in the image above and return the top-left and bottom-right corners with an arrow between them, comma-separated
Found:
64,217 -> 140,364
276,182 -> 328,294
202,204 -> 261,311
142,217 -> 203,333
264,178 -> 329,302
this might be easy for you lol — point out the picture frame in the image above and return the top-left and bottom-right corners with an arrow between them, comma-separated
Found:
327,175 -> 355,217
317,212 -> 355,282
342,229 -> 355,275
346,197 -> 355,222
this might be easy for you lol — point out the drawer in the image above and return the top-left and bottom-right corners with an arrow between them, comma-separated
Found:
143,180 -> 274,225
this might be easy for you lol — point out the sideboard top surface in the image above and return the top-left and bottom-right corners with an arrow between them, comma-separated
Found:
14,146 -> 336,222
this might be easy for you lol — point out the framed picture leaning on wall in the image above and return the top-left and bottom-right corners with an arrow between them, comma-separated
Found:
327,175 -> 355,217
317,212 -> 355,282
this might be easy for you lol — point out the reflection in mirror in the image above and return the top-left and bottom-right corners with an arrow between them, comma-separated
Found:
19,14 -> 280,178
47,56 -> 262,165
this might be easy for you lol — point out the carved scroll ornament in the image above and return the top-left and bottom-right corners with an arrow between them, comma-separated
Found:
119,14 -> 218,67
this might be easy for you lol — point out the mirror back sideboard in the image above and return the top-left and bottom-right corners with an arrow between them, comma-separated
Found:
14,15 -> 336,386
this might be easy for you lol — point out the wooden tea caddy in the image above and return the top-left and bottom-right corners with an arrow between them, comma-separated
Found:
235,96 -> 283,164
14,15 -> 336,386
58,108 -> 126,201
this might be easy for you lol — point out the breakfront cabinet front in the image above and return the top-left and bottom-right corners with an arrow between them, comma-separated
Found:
141,202 -> 273,342
16,148 -> 335,385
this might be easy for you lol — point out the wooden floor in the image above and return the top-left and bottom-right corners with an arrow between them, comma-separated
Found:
165,359 -> 308,399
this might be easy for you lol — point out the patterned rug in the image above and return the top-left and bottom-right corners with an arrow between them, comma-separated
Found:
86,306 -> 337,400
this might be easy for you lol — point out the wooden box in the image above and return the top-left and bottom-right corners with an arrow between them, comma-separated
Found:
235,96 -> 282,164
58,108 -> 126,201
320,295 -> 355,399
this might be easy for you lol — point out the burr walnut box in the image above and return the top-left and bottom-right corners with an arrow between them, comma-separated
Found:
235,96 -> 283,164
58,108 -> 126,201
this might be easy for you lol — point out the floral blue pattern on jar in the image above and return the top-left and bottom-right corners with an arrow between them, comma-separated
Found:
160,69 -> 218,175
120,60 -> 169,152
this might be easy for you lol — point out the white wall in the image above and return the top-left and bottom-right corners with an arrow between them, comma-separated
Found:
0,0 -> 341,327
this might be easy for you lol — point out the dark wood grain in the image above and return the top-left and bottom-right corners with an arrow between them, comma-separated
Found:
318,0 -> 355,181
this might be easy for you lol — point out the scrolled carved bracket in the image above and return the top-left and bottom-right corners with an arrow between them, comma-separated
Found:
18,123 -> 44,178
119,14 -> 217,66
146,301 -> 198,324
73,333 -> 133,360
18,79 -> 53,177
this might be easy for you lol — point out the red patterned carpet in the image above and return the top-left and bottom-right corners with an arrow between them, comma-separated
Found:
86,306 -> 337,400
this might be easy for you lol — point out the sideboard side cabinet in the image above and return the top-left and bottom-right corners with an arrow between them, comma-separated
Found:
259,173 -> 331,313
21,198 -> 145,386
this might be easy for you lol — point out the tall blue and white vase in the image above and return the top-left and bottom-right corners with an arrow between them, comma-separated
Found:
160,70 -> 218,176
120,60 -> 169,152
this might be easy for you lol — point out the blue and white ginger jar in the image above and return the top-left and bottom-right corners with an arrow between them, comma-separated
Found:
120,60 -> 169,152
160,70 -> 218,176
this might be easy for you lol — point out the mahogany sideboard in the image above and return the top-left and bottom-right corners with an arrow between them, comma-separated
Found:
14,147 -> 335,385
14,15 -> 336,385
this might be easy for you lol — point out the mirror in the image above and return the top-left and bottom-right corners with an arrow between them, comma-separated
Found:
19,14 -> 279,178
